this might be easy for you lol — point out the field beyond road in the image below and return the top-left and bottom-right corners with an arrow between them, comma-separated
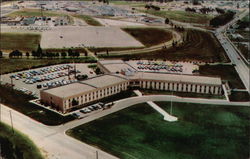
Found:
139,10 -> 213,24
0,122 -> 43,159
67,102 -> 250,159
0,32 -> 41,51
109,29 -> 229,63
122,27 -> 173,47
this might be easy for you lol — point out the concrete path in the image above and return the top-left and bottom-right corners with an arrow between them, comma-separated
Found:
147,101 -> 178,122
134,90 -> 177,121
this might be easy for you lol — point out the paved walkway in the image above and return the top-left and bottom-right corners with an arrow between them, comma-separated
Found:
134,90 -> 177,122
147,101 -> 178,122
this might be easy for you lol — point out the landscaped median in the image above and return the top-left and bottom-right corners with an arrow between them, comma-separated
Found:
0,122 -> 43,159
67,102 -> 250,159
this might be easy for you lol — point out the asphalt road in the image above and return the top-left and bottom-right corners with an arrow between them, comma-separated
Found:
215,10 -> 249,92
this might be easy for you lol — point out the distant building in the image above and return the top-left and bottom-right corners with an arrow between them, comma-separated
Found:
0,16 -> 23,25
54,16 -> 70,26
21,17 -> 36,25
65,7 -> 79,12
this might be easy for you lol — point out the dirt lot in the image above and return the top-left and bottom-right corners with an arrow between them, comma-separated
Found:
122,27 -> 173,47
40,26 -> 144,48
0,32 -> 41,51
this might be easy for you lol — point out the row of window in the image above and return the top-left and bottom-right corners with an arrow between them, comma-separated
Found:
140,81 -> 220,94
64,82 -> 129,108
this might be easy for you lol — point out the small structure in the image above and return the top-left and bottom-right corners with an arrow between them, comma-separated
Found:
21,17 -> 36,25
0,16 -> 23,25
54,16 -> 70,26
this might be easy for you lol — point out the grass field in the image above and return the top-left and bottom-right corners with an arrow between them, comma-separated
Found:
122,28 -> 173,47
0,57 -> 96,74
242,15 -> 249,23
199,64 -> 245,89
7,9 -> 65,17
67,102 -> 250,159
228,91 -> 250,102
0,122 -> 43,159
110,1 -> 146,7
139,10 -> 213,24
102,29 -> 229,63
73,14 -> 102,26
0,32 -> 41,51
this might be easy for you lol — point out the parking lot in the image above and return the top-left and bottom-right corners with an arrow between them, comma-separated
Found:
127,60 -> 199,75
71,102 -> 114,119
1,63 -> 97,97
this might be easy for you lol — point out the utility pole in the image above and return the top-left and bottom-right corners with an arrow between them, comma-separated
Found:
74,63 -> 76,79
10,77 -> 13,87
96,151 -> 98,159
0,99 -> 1,122
0,143 -> 2,159
68,65 -> 70,80
170,92 -> 173,115
9,110 -> 14,134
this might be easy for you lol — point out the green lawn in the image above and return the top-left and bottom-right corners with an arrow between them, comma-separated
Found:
73,15 -> 102,26
67,102 -> 250,159
228,91 -> 250,102
0,122 -> 43,159
139,10 -> 213,24
110,1 -> 146,7
122,27 -> 173,47
0,32 -> 41,51
199,64 -> 245,89
242,15 -> 249,23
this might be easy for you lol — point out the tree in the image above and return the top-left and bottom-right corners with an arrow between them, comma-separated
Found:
61,52 -> 67,58
210,11 -> 235,27
26,52 -> 30,58
68,49 -> 73,57
36,44 -> 43,58
84,52 -> 88,56
165,18 -> 169,24
31,50 -> 37,57
75,51 -> 80,58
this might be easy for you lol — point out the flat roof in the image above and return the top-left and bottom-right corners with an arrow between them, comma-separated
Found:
130,72 -> 222,85
43,83 -> 95,98
98,60 -> 124,65
81,74 -> 127,88
43,74 -> 127,98
98,60 -> 136,73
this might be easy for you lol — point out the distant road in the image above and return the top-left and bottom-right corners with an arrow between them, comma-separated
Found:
215,10 -> 249,92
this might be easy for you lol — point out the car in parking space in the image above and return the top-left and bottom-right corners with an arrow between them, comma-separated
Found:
72,112 -> 81,119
